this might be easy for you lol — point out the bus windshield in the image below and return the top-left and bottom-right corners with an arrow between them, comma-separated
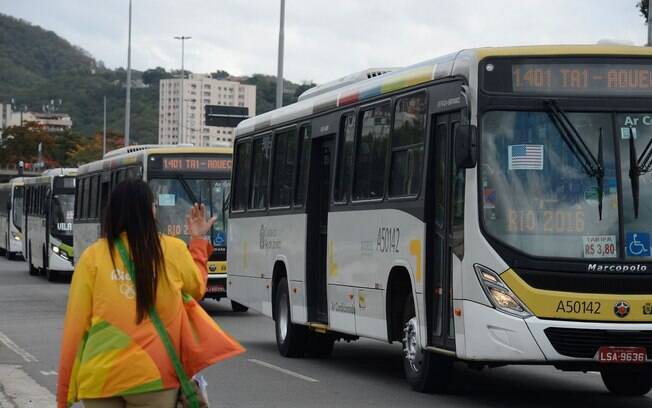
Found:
150,177 -> 230,247
12,186 -> 23,231
481,110 -> 652,262
481,111 -> 612,260
50,194 -> 74,244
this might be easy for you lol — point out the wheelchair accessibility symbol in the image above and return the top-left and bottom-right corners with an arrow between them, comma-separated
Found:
626,232 -> 651,257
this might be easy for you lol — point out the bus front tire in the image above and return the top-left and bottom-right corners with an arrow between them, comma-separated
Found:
28,245 -> 38,276
402,295 -> 453,393
601,366 -> 652,396
231,300 -> 248,313
305,332 -> 335,358
46,268 -> 58,282
274,277 -> 307,357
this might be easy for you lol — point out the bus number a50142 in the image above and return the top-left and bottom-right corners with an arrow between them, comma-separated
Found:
556,300 -> 601,315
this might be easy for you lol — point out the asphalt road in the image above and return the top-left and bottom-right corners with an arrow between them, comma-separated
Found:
0,255 -> 650,408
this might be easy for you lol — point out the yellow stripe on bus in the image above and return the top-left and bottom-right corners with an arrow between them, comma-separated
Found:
501,269 -> 652,322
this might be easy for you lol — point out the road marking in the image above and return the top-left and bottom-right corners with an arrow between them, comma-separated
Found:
0,332 -> 37,363
39,371 -> 57,376
0,364 -> 56,408
248,359 -> 319,383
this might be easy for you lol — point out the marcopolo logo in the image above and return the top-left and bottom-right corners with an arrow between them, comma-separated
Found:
587,264 -> 647,272
614,301 -> 631,318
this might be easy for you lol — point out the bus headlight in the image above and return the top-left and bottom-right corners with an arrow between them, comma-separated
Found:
51,245 -> 69,260
474,264 -> 531,318
11,232 -> 20,241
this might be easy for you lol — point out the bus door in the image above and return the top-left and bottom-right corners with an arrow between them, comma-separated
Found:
305,135 -> 334,324
427,111 -> 462,350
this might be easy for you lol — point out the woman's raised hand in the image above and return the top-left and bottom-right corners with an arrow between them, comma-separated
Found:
186,203 -> 217,240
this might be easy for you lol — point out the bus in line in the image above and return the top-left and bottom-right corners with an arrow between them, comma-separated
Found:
74,145 -> 247,311
0,177 -> 25,260
228,45 -> 652,395
24,168 -> 76,281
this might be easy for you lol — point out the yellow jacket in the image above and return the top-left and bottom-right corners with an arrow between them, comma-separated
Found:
57,234 -> 212,407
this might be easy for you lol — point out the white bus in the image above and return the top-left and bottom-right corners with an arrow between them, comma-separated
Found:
24,169 -> 76,281
228,45 -> 652,395
74,145 -> 247,311
0,178 -> 25,260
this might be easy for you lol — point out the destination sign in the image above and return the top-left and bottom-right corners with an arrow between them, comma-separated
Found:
149,154 -> 232,174
482,59 -> 652,96
512,64 -> 652,95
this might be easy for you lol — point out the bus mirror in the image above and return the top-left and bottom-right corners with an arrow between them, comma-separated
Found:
454,124 -> 477,169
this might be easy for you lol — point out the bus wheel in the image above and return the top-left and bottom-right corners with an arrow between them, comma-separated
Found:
231,300 -> 248,313
601,366 -> 652,396
274,277 -> 307,357
46,268 -> 58,282
305,331 -> 335,358
402,295 -> 453,393
28,244 -> 38,276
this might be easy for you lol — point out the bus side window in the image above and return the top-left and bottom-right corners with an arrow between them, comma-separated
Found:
294,125 -> 311,207
334,113 -> 355,203
271,128 -> 297,208
389,92 -> 427,197
81,178 -> 90,220
233,141 -> 252,211
89,175 -> 99,220
249,135 -> 272,210
353,102 -> 391,200
100,176 -> 110,218
74,178 -> 81,220
451,122 -> 465,258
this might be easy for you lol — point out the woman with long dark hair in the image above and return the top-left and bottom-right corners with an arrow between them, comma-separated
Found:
57,180 -> 242,408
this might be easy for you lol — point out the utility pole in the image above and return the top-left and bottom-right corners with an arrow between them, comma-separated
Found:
174,36 -> 191,144
124,0 -> 132,146
276,0 -> 285,109
103,96 -> 107,156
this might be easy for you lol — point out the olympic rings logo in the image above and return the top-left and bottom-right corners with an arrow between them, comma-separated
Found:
120,282 -> 136,299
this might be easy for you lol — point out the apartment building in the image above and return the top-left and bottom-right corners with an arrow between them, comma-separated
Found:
158,74 -> 256,146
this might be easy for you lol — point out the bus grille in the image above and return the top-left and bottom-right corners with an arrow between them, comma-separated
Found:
544,328 -> 652,358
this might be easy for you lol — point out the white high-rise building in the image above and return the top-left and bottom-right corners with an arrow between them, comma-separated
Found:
158,74 -> 256,146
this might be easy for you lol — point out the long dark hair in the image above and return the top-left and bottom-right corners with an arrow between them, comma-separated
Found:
103,179 -> 163,323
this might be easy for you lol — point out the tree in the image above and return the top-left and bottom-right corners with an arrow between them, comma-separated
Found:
66,132 -> 124,166
0,123 -> 56,167
639,0 -> 649,20
142,67 -> 172,86
210,70 -> 230,80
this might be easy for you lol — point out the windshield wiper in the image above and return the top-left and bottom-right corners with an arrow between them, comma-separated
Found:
627,127 -> 652,219
176,175 -> 199,205
545,100 -> 605,219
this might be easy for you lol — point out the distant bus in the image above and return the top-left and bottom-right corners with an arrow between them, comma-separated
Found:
74,145 -> 246,311
228,45 -> 652,395
23,169 -> 76,281
0,178 -> 25,260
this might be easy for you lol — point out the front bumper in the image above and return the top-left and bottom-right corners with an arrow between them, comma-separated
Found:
205,273 -> 227,299
460,300 -> 652,366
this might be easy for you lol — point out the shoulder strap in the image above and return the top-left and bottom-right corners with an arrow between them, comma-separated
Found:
115,239 -> 199,408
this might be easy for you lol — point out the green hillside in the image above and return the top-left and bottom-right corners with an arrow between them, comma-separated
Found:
0,13 -> 315,145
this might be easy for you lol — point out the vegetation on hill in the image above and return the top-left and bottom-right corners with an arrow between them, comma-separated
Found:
0,12 -> 316,167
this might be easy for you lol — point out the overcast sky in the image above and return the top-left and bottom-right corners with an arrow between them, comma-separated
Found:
3,1 -> 650,84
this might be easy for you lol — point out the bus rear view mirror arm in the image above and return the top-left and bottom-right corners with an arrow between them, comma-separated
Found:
454,124 -> 477,169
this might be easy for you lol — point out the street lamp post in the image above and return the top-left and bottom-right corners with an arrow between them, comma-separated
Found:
174,36 -> 191,144
276,0 -> 285,109
124,0 -> 132,146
